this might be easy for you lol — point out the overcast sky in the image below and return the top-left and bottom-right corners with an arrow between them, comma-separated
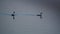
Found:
0,0 -> 60,34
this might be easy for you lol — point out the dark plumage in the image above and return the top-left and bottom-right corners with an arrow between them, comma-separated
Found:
11,14 -> 15,16
11,11 -> 15,20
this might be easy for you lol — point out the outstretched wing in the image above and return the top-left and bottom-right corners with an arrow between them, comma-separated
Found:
0,12 -> 42,17
40,12 -> 43,19
0,13 -> 11,16
15,13 -> 36,16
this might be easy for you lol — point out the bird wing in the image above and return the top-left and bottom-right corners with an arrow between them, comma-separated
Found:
0,13 -> 11,16
15,13 -> 36,16
0,13 -> 38,16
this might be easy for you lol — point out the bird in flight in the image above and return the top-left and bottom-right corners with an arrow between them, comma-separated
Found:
0,11 -> 43,20
11,11 -> 15,20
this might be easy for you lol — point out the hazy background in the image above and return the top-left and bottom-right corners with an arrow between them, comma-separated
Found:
0,0 -> 60,34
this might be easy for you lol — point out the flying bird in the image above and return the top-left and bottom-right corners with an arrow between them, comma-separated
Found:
11,11 -> 15,20
0,11 -> 43,20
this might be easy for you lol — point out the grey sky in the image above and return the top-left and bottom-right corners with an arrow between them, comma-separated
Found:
0,0 -> 60,34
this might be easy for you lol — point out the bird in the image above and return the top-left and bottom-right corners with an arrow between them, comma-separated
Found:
0,11 -> 43,20
11,11 -> 15,20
